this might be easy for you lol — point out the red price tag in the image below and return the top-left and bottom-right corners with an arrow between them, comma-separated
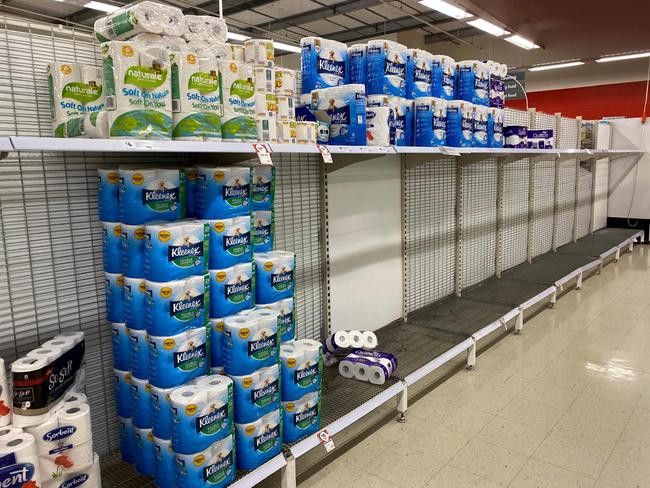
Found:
253,143 -> 273,165
318,145 -> 333,164
318,429 -> 335,452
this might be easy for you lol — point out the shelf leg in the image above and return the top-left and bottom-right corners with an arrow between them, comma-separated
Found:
629,241 -> 634,253
550,288 -> 557,308
576,272 -> 583,290
514,310 -> 524,334
467,342 -> 476,369
281,455 -> 297,488
615,248 -> 621,262
397,384 -> 408,423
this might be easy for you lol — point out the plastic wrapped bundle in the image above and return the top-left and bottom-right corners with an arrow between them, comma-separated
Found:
94,1 -> 186,42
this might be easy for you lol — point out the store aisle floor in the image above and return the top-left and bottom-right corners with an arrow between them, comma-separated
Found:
299,245 -> 650,488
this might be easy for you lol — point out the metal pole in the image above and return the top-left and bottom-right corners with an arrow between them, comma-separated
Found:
319,162 -> 332,340
552,113 -> 562,251
572,116 -> 582,242
401,158 -> 408,322
455,161 -> 463,297
495,158 -> 504,277
527,108 -> 537,262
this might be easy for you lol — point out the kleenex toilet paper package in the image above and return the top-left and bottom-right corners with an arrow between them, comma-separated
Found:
311,84 -> 366,145
366,106 -> 395,146
415,97 -> 447,147
105,272 -> 124,323
230,364 -> 280,423
251,166 -> 274,211
367,95 -> 413,146
196,166 -> 251,219
114,369 -> 131,418
254,251 -> 295,304
102,221 -> 122,273
94,2 -> 185,42
349,43 -> 367,86
223,314 -> 278,375
144,220 -> 209,281
488,107 -> 504,148
457,60 -> 490,107
252,210 -> 274,253
130,375 -> 151,429
473,104 -> 489,148
208,216 -> 252,269
235,410 -> 281,471
210,317 -> 225,369
280,339 -> 322,401
367,40 -> 408,97
256,297 -> 294,343
134,427 -> 155,477
111,322 -> 130,371
128,328 -> 149,378
98,168 -> 120,221
123,276 -> 147,331
153,437 -> 175,488
150,384 -> 174,440
148,327 -> 208,388
175,434 -> 235,488
120,223 -> 145,278
432,55 -> 455,100
119,416 -> 136,464
218,60 -> 256,142
407,49 -> 434,99
446,100 -> 474,147
209,263 -> 254,318
300,37 -> 349,93
282,391 -> 320,443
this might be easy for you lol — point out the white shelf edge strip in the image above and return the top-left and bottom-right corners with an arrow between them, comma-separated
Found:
519,286 -> 557,312
229,454 -> 288,488
557,267 -> 583,286
580,260 -> 602,275
289,381 -> 405,458
599,247 -> 619,260
405,338 -> 474,386
0,137 -> 12,151
472,308 -> 520,342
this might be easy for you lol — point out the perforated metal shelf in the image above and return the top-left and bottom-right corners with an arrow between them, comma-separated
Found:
503,253 -> 596,285
462,277 -> 552,308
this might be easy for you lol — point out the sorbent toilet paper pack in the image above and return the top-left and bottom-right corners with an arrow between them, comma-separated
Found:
300,37 -> 349,93
102,221 -> 122,273
123,276 -> 147,331
0,432 -> 42,488
120,223 -> 145,278
282,391 -> 320,443
42,452 -> 101,488
222,314 -> 278,376
196,166 -> 251,219
230,364 -> 280,424
148,327 -> 207,388
366,40 -> 407,97
128,328 -> 149,379
175,434 -> 235,488
234,410 -> 281,471
25,401 -> 92,457
208,216 -> 252,269
209,263 -> 254,318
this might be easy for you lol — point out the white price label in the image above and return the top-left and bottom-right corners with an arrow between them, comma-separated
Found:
122,140 -> 154,150
318,145 -> 333,164
318,429 -> 335,452
440,147 -> 461,157
253,143 -> 273,165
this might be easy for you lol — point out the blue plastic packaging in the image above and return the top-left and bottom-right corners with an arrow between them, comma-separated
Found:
123,276 -> 147,331
185,167 -> 199,218
252,211 -> 273,253
366,40 -> 408,97
251,166 -> 274,212
111,322 -> 130,371
153,437 -> 175,488
148,327 -> 208,388
105,272 -> 124,323
130,376 -> 152,429
235,410 -> 282,471
114,369 -> 131,418
118,168 -> 186,225
310,84 -> 366,146
300,37 -> 349,94
223,313 -> 278,376
231,364 -> 280,423
349,43 -> 367,87
414,97 -> 447,147
472,105 -> 489,148
196,166 -> 251,219
102,221 -> 122,273
134,427 -> 155,477
119,416 -> 136,464
406,49 -> 433,99
175,435 -> 235,488
120,223 -> 145,278
98,168 -> 120,222
209,263 -> 254,318
282,391 -> 320,443
256,297 -> 295,343
280,339 -> 322,401
254,251 -> 295,304
457,60 -> 490,106
150,384 -> 174,440
210,317 -> 225,369
129,328 -> 149,379
208,216 -> 252,269
431,55 -> 456,100
446,100 -> 474,147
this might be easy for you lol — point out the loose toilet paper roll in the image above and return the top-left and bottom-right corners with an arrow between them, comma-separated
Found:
432,55 -> 455,100
277,120 -> 296,143
152,437 -> 175,488
120,223 -> 145,278
295,121 -> 317,144
47,62 -> 83,137
251,166 -> 274,212
134,427 -> 155,477
42,452 -> 101,488
0,432 -> 41,487
98,168 -> 119,222
367,40 -> 407,97
183,15 -> 228,43
25,401 -> 92,456
488,107 -> 504,148
175,434 -> 234,488
457,60 -> 489,107
94,2 -> 185,42
130,376 -> 151,429
244,39 -> 274,67
366,106 -> 394,147
102,221 -> 122,273
407,49 -> 434,99
222,315 -> 278,375
128,328 -> 149,379
360,331 -> 378,350
114,369 -> 131,418
38,439 -> 94,481
196,166 -> 251,219
311,84 -> 366,145
282,391 -> 320,443
234,410 -> 281,471
0,427 -> 22,442
254,251 -> 295,304
150,384 -> 174,440
348,330 -> 364,349
446,100 -> 474,147
338,358 -> 355,378
349,43 -> 367,86
231,365 -> 280,424
256,118 -> 278,143
323,331 -> 351,354
209,263 -> 254,318
218,61 -> 256,142
252,211 -> 274,254
253,67 -> 275,94
148,327 -> 207,388
118,416 -> 135,464
208,216 -> 252,269
280,340 -> 322,401
300,37 -> 349,93
0,359 -> 11,427
415,97 -> 447,147
123,276 -> 146,331
274,68 -> 296,97
276,95 -> 295,122
472,104 -> 489,148
111,322 -> 130,372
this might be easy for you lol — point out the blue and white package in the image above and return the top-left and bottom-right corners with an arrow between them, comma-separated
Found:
175,434 -> 235,488
349,43 -> 367,86
223,314 -> 278,376
235,410 -> 282,470
105,272 -> 124,323
196,166 -> 251,219
111,322 -> 130,370
282,391 -> 320,443
252,211 -> 273,253
148,327 -> 208,388
134,427 -> 155,477
123,276 -> 147,331
473,105 -> 489,148
488,107 -> 504,148
280,339 -> 323,401
311,84 -> 366,146
102,221 -> 122,273
129,328 -> 149,379
150,384 -> 174,440
99,168 -> 120,222
119,416 -> 136,464
118,168 -> 186,225
153,437 -> 175,488
415,97 -> 447,147
504,125 -> 528,148
488,61 -> 507,109
366,106 -> 394,146
231,364 -> 280,423
210,317 -> 225,369
254,251 -> 295,304
300,36 -> 349,94
185,167 -> 199,218
407,49 -> 433,99
457,60 -> 490,107
432,55 -> 456,100
209,263 -> 254,318
120,223 -> 145,278
130,376 -> 152,429
256,297 -> 295,343
366,39 -> 407,97
367,95 -> 413,146
446,100 -> 474,147
114,369 -> 131,418
208,216 -> 252,269
251,166 -> 274,212
145,274 -> 209,336
144,220 -> 209,281
170,375 -> 233,454
527,129 -> 554,149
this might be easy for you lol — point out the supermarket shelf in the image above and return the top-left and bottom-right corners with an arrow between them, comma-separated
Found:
0,137 -> 11,151
230,455 -> 288,488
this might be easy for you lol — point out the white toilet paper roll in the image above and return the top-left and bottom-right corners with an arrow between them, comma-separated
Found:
0,359 -> 11,427
352,360 -> 390,385
338,360 -> 356,379
361,331 -> 377,350
244,39 -> 274,67
94,1 -> 185,42
38,440 -> 94,480
348,331 -> 364,349
229,44 -> 245,62
25,402 -> 92,455
183,15 -> 228,43
0,427 -> 22,442
0,432 -> 41,486
42,452 -> 101,488
253,67 -> 275,94
324,331 -> 351,353
296,121 -> 317,144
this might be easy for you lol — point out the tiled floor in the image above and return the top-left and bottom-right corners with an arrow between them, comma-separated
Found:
298,245 -> 650,488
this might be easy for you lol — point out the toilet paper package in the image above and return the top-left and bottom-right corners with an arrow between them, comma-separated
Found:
274,68 -> 296,97
120,224 -> 145,278
255,251 -> 294,304
118,168 -> 186,225
255,93 -> 278,120
111,322 -> 130,370
244,39 -> 274,67
94,2 -> 185,42
66,110 -> 109,139
235,410 -> 281,470
415,97 -> 447,147
349,43 -> 367,86
278,120 -> 297,143
300,37 -> 349,93
323,330 -> 355,353
504,125 -> 528,148
46,62 -> 83,137
123,276 -> 147,331
102,221 -> 122,273
144,220 -> 209,281
196,166 -> 251,219
256,298 -> 294,343
366,40 -> 407,97
223,315 -> 278,375
256,118 -> 278,143
251,166 -> 274,212
170,375 -> 233,454
231,365 -> 280,424
210,317 -> 225,369
209,263 -> 254,318
0,428 -> 22,443
457,60 -> 490,106
0,361 -> 10,427
473,104 -> 489,148
351,349 -> 397,372
339,350 -> 397,384
101,41 -> 173,139
366,106 -> 395,146
130,376 -> 152,429
131,33 -> 187,53
134,427 -> 155,477
0,432 -> 42,488
80,65 -> 106,115
367,95 -> 413,146
277,96 -> 295,121
253,67 -> 275,94
114,369 -> 131,418
145,274 -> 209,336
175,434 -> 234,488
98,168 -> 120,222
252,210 -> 274,253
187,39 -> 229,59
280,340 -> 322,400
311,84 -> 366,145
183,15 -> 228,43
282,391 -> 320,443
296,121 -> 317,144
128,328 -> 149,378
488,107 -> 504,148
185,167 -> 199,218
42,453 -> 101,488
488,62 -> 506,109
407,49 -> 434,99
119,416 -> 136,464
527,129 -> 554,149
38,439 -> 94,481
431,55 -> 456,100
104,272 -> 124,323
148,327 -> 208,388
25,401 -> 92,458
208,216 -> 252,269
446,100 -> 474,147
150,384 -> 174,440
152,437 -> 175,488
218,60 -> 256,142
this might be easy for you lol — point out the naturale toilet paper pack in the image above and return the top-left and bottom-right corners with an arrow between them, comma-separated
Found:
218,61 -> 256,142
94,1 -> 185,42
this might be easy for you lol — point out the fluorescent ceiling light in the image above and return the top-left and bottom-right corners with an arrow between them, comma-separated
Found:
227,32 -> 250,41
529,61 -> 584,71
84,1 -> 120,12
274,42 -> 301,53
505,35 -> 540,49
596,52 -> 650,63
467,18 -> 509,37
418,0 -> 471,19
